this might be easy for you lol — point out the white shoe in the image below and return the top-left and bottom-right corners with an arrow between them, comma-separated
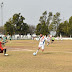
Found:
4,54 -> 8,56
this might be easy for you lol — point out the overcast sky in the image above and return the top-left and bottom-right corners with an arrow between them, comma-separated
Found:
0,0 -> 72,26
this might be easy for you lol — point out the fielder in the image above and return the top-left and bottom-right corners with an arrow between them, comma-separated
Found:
0,35 -> 8,56
46,35 -> 51,46
0,42 -> 7,55
35,34 -> 46,55
51,36 -> 55,43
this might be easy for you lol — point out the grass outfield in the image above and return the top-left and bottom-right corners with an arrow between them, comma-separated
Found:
0,40 -> 72,72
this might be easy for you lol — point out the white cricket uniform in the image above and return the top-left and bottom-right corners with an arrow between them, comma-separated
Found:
38,36 -> 46,49
46,37 -> 51,42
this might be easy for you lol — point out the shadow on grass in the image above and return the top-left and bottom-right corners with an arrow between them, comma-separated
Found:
43,52 -> 55,54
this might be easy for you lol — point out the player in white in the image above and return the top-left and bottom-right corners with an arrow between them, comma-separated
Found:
46,35 -> 51,46
35,34 -> 46,54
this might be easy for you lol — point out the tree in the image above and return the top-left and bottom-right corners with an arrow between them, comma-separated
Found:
39,11 -> 47,24
21,23 -> 29,35
57,16 -> 72,37
4,22 -> 15,36
46,12 -> 53,27
49,12 -> 61,35
42,11 -> 47,23
36,22 -> 49,35
40,22 -> 49,35
69,16 -> 72,36
63,21 -> 69,36
57,22 -> 65,36
57,21 -> 69,36
36,23 -> 42,35
28,25 -> 36,35
0,26 -> 5,34
36,11 -> 49,35
12,13 -> 25,35
4,13 -> 29,36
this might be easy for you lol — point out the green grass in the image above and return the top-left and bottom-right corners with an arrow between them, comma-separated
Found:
0,40 -> 72,72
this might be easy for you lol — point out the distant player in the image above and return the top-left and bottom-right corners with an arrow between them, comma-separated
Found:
35,34 -> 46,54
0,42 -> 7,55
51,36 -> 55,43
2,35 -> 7,46
9,35 -> 12,43
9,35 -> 12,41
1,35 -> 8,55
46,35 -> 51,46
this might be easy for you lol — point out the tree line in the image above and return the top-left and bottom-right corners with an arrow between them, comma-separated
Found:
0,11 -> 72,37
36,11 -> 72,37
2,13 -> 35,36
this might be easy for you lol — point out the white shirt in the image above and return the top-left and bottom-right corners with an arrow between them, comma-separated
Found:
46,37 -> 51,41
39,36 -> 46,45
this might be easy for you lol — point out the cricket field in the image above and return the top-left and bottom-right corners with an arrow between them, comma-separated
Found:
0,40 -> 72,72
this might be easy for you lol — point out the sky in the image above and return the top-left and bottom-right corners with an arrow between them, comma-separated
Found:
0,0 -> 72,26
